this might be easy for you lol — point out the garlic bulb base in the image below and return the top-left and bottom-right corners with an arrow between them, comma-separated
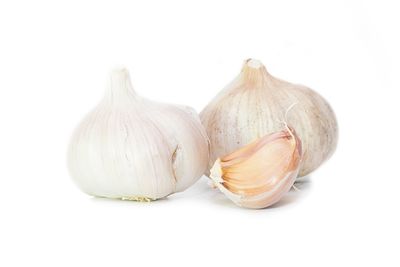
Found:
121,196 -> 155,202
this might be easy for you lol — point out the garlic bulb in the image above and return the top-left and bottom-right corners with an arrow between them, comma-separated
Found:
210,126 -> 302,209
201,59 -> 338,177
68,68 -> 209,200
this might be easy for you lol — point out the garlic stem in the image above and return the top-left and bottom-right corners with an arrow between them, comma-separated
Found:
106,68 -> 138,104
241,58 -> 270,85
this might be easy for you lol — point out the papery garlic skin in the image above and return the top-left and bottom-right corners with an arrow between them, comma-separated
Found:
68,68 -> 209,200
201,59 -> 338,177
210,127 -> 302,209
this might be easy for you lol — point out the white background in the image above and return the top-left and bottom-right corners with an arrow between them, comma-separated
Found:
0,0 -> 399,266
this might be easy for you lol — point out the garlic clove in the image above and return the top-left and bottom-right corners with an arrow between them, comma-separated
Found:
200,58 -> 338,177
210,126 -> 302,209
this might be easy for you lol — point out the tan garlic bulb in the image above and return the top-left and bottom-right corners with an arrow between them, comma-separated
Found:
201,59 -> 338,177
210,126 -> 302,209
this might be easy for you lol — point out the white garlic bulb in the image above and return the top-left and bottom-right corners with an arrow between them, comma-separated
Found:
68,68 -> 209,200
200,59 -> 338,177
210,126 -> 302,209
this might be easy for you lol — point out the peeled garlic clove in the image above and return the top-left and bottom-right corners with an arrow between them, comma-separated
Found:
68,68 -> 209,200
201,59 -> 338,177
210,127 -> 302,209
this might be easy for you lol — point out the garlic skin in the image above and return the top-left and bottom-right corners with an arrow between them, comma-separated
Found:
201,59 -> 338,177
210,127 -> 302,209
68,68 -> 209,200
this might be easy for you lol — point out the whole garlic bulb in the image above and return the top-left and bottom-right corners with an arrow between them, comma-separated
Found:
68,68 -> 209,200
200,59 -> 338,177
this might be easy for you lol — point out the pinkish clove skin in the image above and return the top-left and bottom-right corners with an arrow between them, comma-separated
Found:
210,126 -> 302,209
